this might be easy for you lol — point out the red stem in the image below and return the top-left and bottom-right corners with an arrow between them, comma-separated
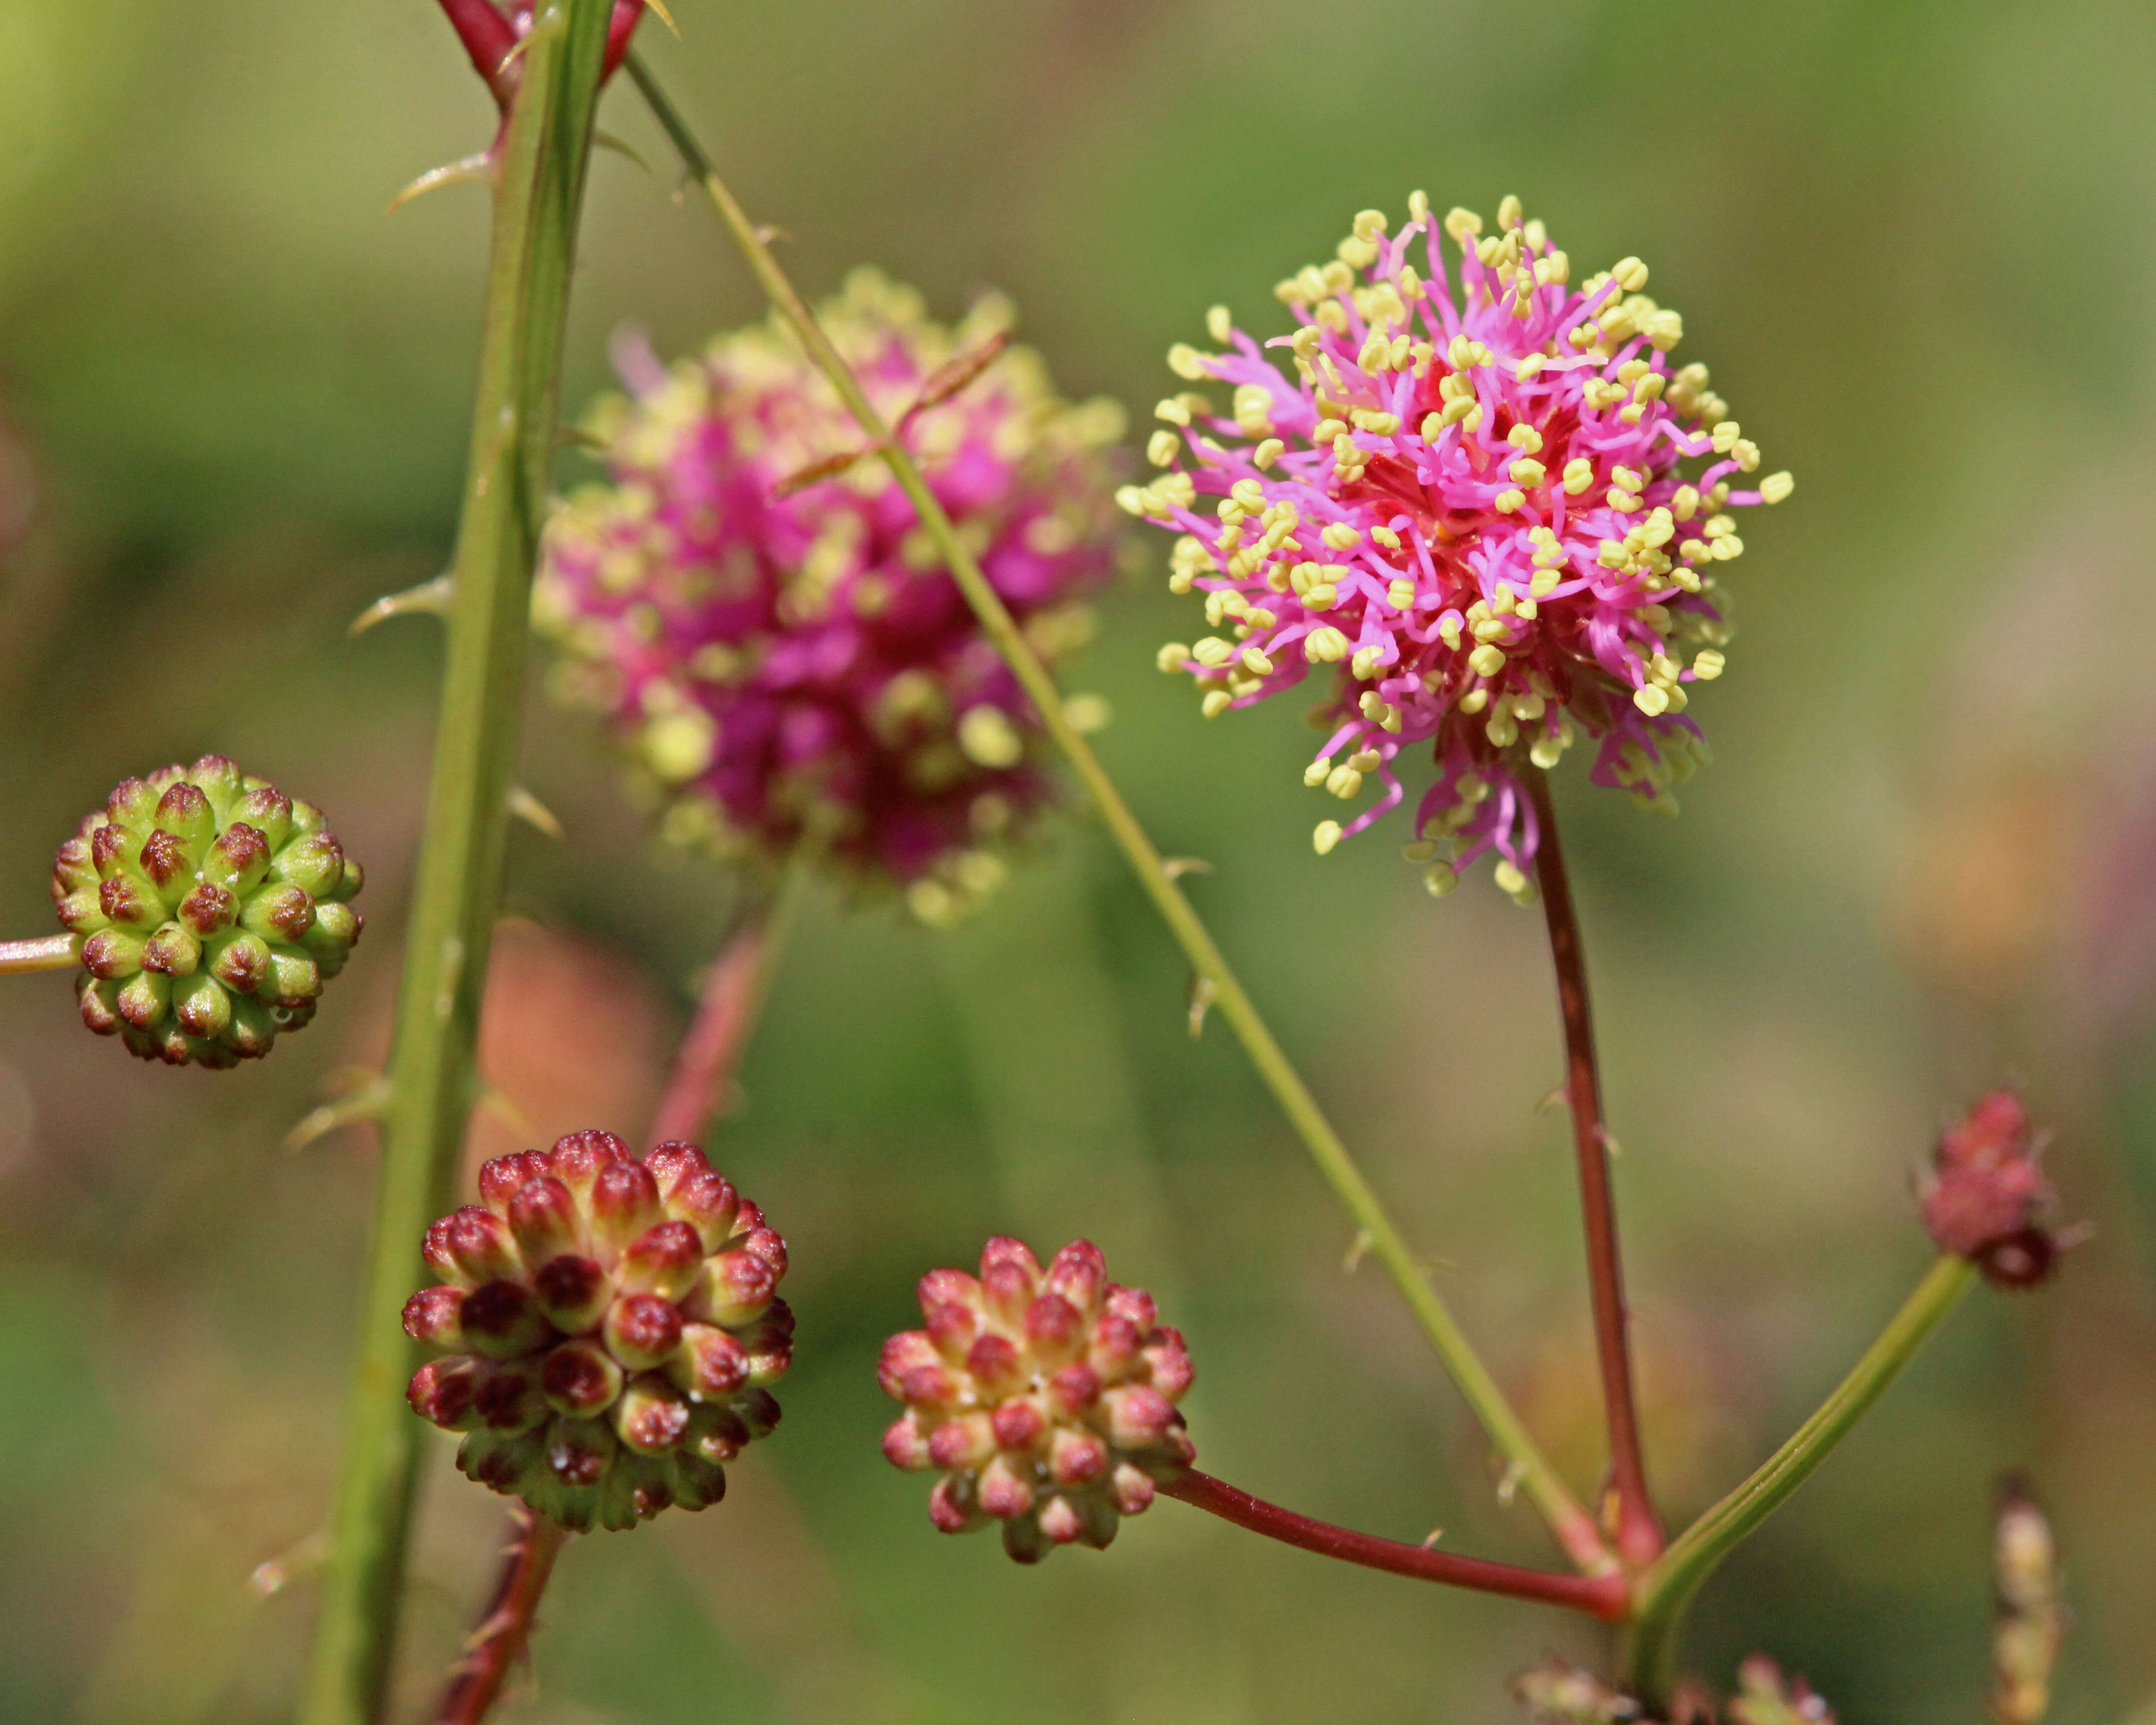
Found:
434,1507 -> 570,1725
1523,769 -> 1662,1567
645,906 -> 775,1150
1162,1470 -> 1629,1621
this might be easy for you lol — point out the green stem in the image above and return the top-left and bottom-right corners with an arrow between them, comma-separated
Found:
0,934 -> 76,974
1622,1254 -> 1977,1705
623,52 -> 1611,1578
300,7 -> 616,1722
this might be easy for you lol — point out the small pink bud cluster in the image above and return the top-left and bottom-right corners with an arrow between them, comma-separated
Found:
1728,1657 -> 1836,1725
1919,1090 -> 2061,1289
405,1130 -> 790,1532
52,757 -> 364,1067
879,1239 -> 1194,1563
536,270 -> 1126,921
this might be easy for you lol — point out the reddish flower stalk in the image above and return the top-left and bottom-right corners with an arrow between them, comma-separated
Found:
1523,768 -> 1660,1566
1161,1471 -> 1628,1620
433,1506 -> 569,1725
645,910 -> 779,1149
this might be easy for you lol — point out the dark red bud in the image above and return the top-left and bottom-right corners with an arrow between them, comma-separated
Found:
615,1374 -> 692,1452
675,1322 -> 749,1396
540,1338 -> 624,1415
98,875 -> 155,929
644,1140 -> 711,1198
739,1227 -> 788,1279
1977,1227 -> 2060,1290
178,882 -> 236,936
1046,1361 -> 1101,1416
507,1176 -> 582,1263
1023,1293 -> 1082,1359
532,1254 -> 610,1333
619,1221 -> 704,1300
1043,1240 -> 1106,1310
917,1268 -> 981,1318
409,1357 -> 481,1429
137,829 -> 192,891
981,1262 -> 1033,1325
990,1397 -> 1047,1452
546,1418 -> 617,1485
1104,1285 -> 1157,1330
1104,1384 -> 1173,1447
666,1169 -> 740,1248
928,1412 -> 994,1470
966,1333 -> 1024,1396
478,1150 -> 552,1215
1049,1427 -> 1109,1486
925,1297 -> 979,1355
472,1365 -> 545,1432
979,1235 -> 1042,1285
696,1248 -> 776,1325
402,1285 -> 466,1350
883,1415 -> 933,1470
441,1206 -> 522,1285
459,1279 -> 551,1357
1143,1329 -> 1195,1397
90,822 -> 130,875
928,1475 -> 976,1532
878,1330 -> 940,1399
590,1160 -> 662,1252
205,824 -> 270,892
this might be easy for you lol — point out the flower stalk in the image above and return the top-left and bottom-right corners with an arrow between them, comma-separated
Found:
301,4 -> 618,1720
0,934 -> 77,974
623,50 -> 1611,1577
1162,1470 -> 1629,1619
433,1508 -> 570,1725
1621,1253 -> 1978,1705
1523,768 -> 1660,1567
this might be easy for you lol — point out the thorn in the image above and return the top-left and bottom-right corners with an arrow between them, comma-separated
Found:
1496,1459 -> 1527,1507
1414,1253 -> 1459,1275
899,331 -> 1011,427
387,152 -> 497,213
772,444 -> 873,499
477,1085 -> 536,1138
1162,857 -> 1215,880
508,786 -> 564,841
643,0 -> 680,34
1601,1129 -> 1622,1158
753,223 -> 784,246
1420,1527 -> 1445,1549
1534,1085 -> 1568,1114
1187,973 -> 1217,1038
285,1072 -> 391,1151
249,1528 -> 332,1599
1342,1228 -> 1373,1273
351,573 -> 453,635
591,129 -> 653,175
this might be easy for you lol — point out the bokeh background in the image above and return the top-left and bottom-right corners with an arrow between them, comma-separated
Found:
4,1 -> 2156,1721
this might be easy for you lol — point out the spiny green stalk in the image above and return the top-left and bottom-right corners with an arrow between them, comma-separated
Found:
301,5 -> 616,1721
1622,1254 -> 1977,1705
622,50 -> 1612,1577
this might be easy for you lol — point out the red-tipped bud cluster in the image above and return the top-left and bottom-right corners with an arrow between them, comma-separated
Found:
1919,1090 -> 2063,1289
52,756 -> 364,1067
879,1238 -> 1193,1563
1509,1658 -> 1639,1725
404,1130 -> 790,1531
1727,1657 -> 1835,1725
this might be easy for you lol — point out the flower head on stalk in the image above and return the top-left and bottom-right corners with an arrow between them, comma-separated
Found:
406,1131 -> 791,1532
1920,1089 -> 2067,1289
51,756 -> 364,1068
537,270 -> 1127,921
1133,195 -> 1790,899
879,1238 -> 1194,1562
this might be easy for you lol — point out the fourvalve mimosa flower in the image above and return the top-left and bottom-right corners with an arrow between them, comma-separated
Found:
405,1131 -> 791,1532
879,1238 -> 1195,1563
536,269 -> 1128,923
49,756 -> 364,1068
1132,194 -> 1791,900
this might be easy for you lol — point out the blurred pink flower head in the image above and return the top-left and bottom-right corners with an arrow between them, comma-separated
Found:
1134,196 -> 1790,899
538,270 -> 1127,920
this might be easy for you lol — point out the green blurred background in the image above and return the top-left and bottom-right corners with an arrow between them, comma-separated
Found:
4,1 -> 2156,1720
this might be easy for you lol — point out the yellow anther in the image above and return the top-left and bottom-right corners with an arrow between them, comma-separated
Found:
1492,859 -> 1531,900
1436,613 -> 1462,649
1468,643 -> 1506,678
1387,577 -> 1416,609
1206,305 -> 1233,345
1230,478 -> 1267,510
1304,583 -> 1339,609
1443,207 -> 1483,243
1611,256 -> 1649,292
1671,484 -> 1700,522
1508,458 -> 1546,487
1325,765 -> 1363,799
1370,525 -> 1402,549
1156,642 -> 1191,673
1202,690 -> 1234,718
1534,252 -> 1571,287
1240,646 -> 1275,676
1637,509 -> 1675,549
1336,235 -> 1380,270
1350,646 -> 1384,679
1562,458 -> 1595,494
1649,653 -> 1680,683
1759,470 -> 1794,504
1616,359 -> 1649,386
1154,398 -> 1192,427
1496,193 -> 1524,230
1515,355 -> 1548,384
1168,344 -> 1211,381
1492,584 -> 1517,616
1642,309 -> 1683,351
1349,409 -> 1402,435
1508,424 -> 1544,453
1352,208 -> 1388,241
1254,437 -> 1286,470
1606,490 -> 1641,514
1703,513 -> 1735,538
958,706 -> 1024,769
1408,190 -> 1432,224
1528,567 -> 1561,599
1493,488 -> 1523,512
1611,466 -> 1644,493
1192,637 -> 1234,667
1321,522 -> 1363,551
1582,379 -> 1625,411
1485,710 -> 1518,747
1303,626 -> 1349,662
1146,429 -> 1181,467
1457,688 -> 1489,714
1312,820 -> 1344,856
1424,861 -> 1459,896
1154,471 -> 1196,508
1233,383 -> 1276,436
1403,838 -> 1438,862
1711,535 -> 1744,561
1303,757 -> 1333,787
1632,684 -> 1670,716
1447,334 -> 1492,370
1732,439 -> 1760,472
1692,648 -> 1726,679
1528,733 -> 1566,770
1632,372 -> 1666,404
1711,421 -> 1740,454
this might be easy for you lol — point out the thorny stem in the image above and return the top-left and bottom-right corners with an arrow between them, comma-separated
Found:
433,1509 -> 570,1725
1523,769 -> 1661,1568
645,867 -> 804,1149
1621,1254 -> 1978,1707
1163,1471 -> 1629,1620
0,934 -> 76,975
623,50 -> 1613,1578
301,6 -> 616,1722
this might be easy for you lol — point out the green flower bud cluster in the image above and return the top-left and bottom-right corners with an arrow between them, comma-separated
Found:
52,756 -> 364,1068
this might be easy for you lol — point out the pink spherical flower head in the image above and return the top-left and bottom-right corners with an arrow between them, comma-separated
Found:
1132,195 -> 1792,900
405,1130 -> 791,1531
879,1238 -> 1195,1563
538,270 -> 1127,922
